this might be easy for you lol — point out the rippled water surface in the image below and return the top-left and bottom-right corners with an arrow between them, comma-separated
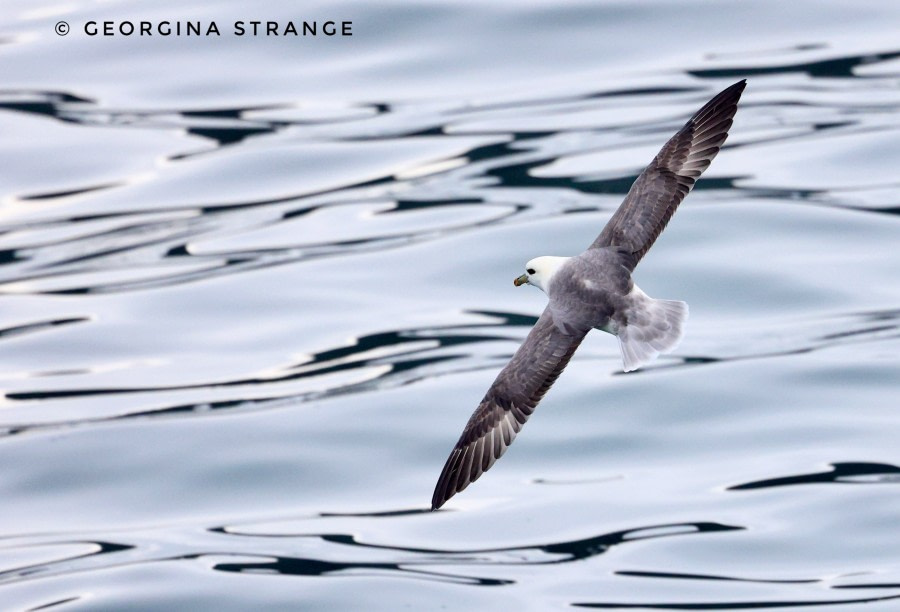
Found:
2,1 -> 899,609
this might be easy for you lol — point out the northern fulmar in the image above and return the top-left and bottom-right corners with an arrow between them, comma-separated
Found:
431,80 -> 746,510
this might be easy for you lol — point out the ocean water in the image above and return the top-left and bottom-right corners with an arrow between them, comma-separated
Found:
1,1 -> 899,609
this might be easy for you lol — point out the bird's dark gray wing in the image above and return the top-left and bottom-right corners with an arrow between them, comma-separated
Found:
431,308 -> 587,510
590,80 -> 746,269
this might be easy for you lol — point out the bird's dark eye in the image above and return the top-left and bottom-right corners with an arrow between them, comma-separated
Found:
527,268 -> 536,275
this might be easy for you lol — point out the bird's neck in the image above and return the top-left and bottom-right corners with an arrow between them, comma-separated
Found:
532,256 -> 570,294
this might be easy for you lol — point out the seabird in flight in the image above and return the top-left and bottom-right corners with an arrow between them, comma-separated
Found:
431,80 -> 746,510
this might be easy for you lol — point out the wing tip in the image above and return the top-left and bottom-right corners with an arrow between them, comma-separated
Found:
431,480 -> 451,510
431,465 -> 454,510
720,79 -> 747,109
431,494 -> 446,511
722,79 -> 747,97
694,80 -> 747,123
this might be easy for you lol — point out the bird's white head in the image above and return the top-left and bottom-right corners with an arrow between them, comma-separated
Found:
513,256 -> 570,294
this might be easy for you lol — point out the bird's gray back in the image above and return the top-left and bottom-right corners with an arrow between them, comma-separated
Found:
547,248 -> 633,332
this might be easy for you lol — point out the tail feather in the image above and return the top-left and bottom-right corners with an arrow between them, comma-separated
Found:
618,297 -> 688,372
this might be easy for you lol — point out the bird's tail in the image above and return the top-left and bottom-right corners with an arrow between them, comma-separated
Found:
617,291 -> 688,372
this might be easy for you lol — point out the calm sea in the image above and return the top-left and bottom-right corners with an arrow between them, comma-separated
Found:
1,1 -> 898,609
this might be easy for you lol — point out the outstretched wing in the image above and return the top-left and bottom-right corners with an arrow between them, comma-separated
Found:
431,308 -> 587,510
590,80 -> 746,269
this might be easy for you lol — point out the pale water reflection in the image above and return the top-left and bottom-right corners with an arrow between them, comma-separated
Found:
1,0 -> 899,609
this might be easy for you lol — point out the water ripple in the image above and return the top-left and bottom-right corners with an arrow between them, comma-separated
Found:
573,592 -> 900,609
2,305 -> 897,436
728,462 -> 900,490
2,5 -> 900,608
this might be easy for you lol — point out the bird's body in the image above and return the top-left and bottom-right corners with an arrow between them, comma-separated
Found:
432,80 -> 746,510
532,248 -> 689,371
540,249 -> 637,334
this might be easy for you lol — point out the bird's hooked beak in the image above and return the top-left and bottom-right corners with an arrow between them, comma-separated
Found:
514,273 -> 528,287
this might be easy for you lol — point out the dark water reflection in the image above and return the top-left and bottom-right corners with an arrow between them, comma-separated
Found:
1,0 -> 899,609
729,462 -> 900,489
